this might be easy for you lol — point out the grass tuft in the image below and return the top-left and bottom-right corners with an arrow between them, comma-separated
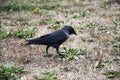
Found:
68,9 -> 86,18
10,17 -> 31,26
33,71 -> 57,80
0,0 -> 35,12
103,70 -> 120,78
115,18 -> 120,25
61,47 -> 87,60
0,64 -> 26,80
48,20 -> 64,30
0,28 -> 36,39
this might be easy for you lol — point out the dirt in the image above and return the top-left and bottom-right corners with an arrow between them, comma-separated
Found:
0,0 -> 120,80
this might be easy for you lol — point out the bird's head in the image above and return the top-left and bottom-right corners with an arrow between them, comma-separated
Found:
62,26 -> 77,35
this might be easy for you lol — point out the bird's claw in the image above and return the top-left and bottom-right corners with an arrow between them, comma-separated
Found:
59,54 -> 65,58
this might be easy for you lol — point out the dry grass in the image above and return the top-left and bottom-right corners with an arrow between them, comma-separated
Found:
0,0 -> 120,80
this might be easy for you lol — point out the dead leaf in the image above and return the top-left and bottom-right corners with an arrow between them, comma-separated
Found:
94,49 -> 103,68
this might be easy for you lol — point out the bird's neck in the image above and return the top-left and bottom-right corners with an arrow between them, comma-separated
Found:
61,30 -> 70,37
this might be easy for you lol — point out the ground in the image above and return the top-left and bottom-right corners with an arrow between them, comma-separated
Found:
0,0 -> 120,80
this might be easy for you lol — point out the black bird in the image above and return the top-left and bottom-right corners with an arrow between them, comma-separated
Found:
26,26 -> 77,57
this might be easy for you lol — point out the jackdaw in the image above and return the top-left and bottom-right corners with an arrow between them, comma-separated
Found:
26,26 -> 77,57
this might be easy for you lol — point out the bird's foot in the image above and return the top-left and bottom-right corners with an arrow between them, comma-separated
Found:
59,54 -> 65,58
44,54 -> 53,57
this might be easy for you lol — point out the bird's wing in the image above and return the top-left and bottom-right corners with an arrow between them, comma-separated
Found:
39,30 -> 69,45
26,30 -> 69,45
26,34 -> 50,45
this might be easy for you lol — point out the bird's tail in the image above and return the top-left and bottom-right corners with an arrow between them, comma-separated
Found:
25,39 -> 41,45
25,40 -> 33,45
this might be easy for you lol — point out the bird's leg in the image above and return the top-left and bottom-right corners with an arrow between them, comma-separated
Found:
44,46 -> 53,57
46,46 -> 50,55
56,47 -> 64,58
